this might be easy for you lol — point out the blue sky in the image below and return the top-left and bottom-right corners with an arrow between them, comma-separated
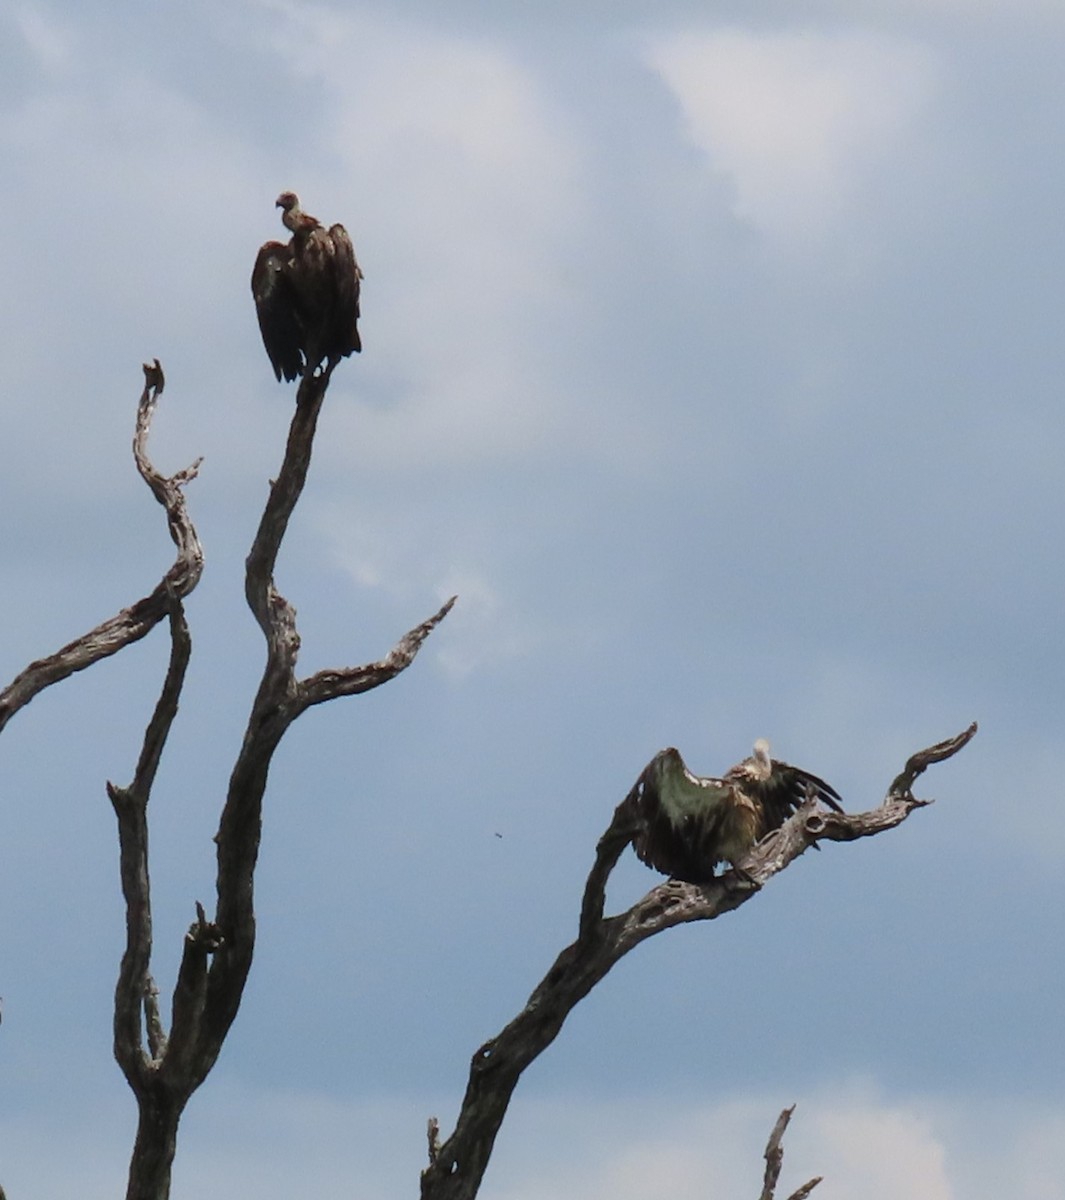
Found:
1,1 -> 1063,1196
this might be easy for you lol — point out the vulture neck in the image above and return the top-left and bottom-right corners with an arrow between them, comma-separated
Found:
280,200 -> 303,235
281,203 -> 320,240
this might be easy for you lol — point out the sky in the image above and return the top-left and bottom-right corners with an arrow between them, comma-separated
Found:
0,0 -> 1063,1196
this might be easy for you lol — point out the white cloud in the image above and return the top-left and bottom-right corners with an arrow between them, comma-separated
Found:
646,28 -> 939,243
812,1094 -> 952,1200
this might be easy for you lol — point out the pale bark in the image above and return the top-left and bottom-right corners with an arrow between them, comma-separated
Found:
760,1106 -> 821,1200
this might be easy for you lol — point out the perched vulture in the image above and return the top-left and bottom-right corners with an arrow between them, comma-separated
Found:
632,740 -> 843,884
251,191 -> 362,382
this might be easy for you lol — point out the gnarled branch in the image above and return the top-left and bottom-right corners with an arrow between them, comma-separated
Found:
0,361 -> 203,735
297,594 -> 456,712
108,595 -> 192,1092
421,724 -> 975,1200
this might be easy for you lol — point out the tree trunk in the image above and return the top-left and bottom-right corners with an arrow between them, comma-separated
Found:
125,1092 -> 184,1200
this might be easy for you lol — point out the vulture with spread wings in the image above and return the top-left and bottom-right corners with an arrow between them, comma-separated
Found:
251,191 -> 362,382
632,740 -> 843,884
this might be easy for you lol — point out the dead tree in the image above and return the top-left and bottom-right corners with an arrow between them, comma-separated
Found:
420,724 -> 975,1200
0,361 -> 452,1200
1,357 -> 974,1200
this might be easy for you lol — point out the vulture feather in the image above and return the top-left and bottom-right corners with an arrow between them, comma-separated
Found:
633,740 -> 843,883
251,192 -> 362,382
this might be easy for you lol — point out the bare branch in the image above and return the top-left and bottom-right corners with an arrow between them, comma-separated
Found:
164,903 -> 224,1086
94,373 -> 202,1095
760,1106 -> 821,1200
297,595 -> 457,711
784,1180 -> 824,1200
421,727 -> 974,1200
244,370 -> 327,646
760,1106 -> 792,1200
108,596 -> 192,1089
0,363 -> 203,734
888,721 -> 977,798
143,975 -> 167,1062
579,782 -> 644,942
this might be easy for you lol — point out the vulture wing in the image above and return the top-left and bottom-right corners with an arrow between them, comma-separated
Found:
251,241 -> 304,382
327,223 -> 362,356
633,748 -> 736,883
745,758 -> 843,832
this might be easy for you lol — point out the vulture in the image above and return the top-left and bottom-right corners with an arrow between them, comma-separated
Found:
632,740 -> 843,884
251,191 -> 362,382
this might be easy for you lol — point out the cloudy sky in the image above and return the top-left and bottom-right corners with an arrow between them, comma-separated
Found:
1,0 -> 1063,1196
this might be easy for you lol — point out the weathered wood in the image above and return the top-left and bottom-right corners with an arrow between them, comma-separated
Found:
760,1105 -> 822,1200
0,362 -> 202,734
